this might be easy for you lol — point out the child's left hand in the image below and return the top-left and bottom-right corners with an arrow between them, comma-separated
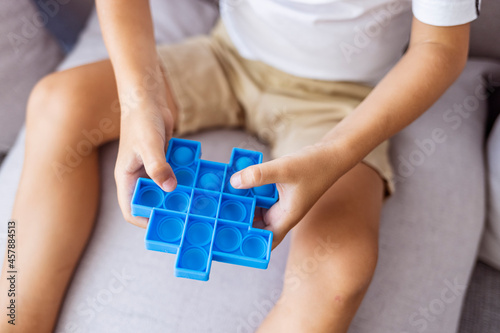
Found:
230,143 -> 347,249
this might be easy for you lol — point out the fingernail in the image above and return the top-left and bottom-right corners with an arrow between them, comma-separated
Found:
230,173 -> 242,189
162,177 -> 176,191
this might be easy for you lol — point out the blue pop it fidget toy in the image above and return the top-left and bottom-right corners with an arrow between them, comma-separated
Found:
131,138 -> 279,281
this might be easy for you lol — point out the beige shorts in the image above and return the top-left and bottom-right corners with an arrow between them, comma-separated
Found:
158,23 -> 394,195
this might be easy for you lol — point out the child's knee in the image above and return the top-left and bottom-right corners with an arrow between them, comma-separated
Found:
272,247 -> 377,331
284,233 -> 378,305
26,71 -> 91,133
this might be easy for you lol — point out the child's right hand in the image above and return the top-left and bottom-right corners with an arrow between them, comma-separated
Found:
95,0 -> 179,227
114,82 -> 178,228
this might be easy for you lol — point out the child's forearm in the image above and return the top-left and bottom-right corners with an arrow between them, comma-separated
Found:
96,0 -> 159,97
319,18 -> 470,180
97,2 -> 181,227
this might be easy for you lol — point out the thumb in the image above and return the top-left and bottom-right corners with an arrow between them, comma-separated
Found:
230,159 -> 284,189
261,198 -> 298,249
141,134 -> 177,192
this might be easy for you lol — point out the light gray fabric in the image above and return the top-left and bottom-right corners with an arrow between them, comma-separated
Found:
0,0 -> 63,153
469,0 -> 500,60
459,261 -> 500,333
479,114 -> 500,270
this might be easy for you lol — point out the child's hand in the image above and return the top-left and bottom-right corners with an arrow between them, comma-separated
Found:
230,143 -> 346,249
97,0 -> 178,227
115,88 -> 177,228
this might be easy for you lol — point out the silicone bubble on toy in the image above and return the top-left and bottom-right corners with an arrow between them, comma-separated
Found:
131,138 -> 279,281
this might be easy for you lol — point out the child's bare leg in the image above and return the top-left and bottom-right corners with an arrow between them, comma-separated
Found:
259,163 -> 384,333
0,60 -> 123,332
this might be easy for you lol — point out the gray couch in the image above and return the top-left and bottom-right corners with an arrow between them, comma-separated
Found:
0,1 -> 499,332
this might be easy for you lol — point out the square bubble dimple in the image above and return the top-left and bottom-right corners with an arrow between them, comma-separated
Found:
240,235 -> 268,259
173,167 -> 197,187
218,194 -> 254,224
252,183 -> 279,209
166,139 -> 200,168
195,161 -> 226,192
131,178 -> 165,218
229,149 -> 262,173
145,209 -> 186,254
163,185 -> 192,213
186,222 -> 213,247
190,189 -> 221,218
213,221 -> 245,253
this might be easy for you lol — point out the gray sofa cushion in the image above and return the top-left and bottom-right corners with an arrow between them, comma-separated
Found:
479,113 -> 500,270
459,261 -> 500,333
469,0 -> 500,60
31,0 -> 94,53
0,0 -> 63,153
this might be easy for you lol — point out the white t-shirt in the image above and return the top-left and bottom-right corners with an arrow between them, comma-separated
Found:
220,0 -> 479,85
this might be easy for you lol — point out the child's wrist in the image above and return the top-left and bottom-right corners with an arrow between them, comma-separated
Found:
115,57 -> 163,95
309,137 -> 357,185
117,82 -> 167,116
